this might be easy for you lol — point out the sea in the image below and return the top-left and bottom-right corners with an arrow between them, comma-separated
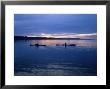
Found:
14,39 -> 97,76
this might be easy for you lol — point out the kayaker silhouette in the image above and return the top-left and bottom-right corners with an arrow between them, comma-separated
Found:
64,42 -> 67,47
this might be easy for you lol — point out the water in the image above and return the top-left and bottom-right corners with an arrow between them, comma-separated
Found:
14,39 -> 97,76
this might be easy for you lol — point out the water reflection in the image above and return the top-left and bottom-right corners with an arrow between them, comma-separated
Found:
15,63 -> 96,76
30,39 -> 96,47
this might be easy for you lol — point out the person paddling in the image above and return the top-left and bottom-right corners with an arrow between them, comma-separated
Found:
64,42 -> 67,47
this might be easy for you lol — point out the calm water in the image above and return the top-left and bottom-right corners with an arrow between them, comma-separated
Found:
14,39 -> 97,76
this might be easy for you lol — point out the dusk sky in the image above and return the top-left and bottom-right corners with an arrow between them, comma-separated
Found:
14,14 -> 97,39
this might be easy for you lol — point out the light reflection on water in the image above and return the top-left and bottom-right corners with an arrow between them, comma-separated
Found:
30,39 -> 96,47
14,39 -> 97,76
15,63 -> 96,76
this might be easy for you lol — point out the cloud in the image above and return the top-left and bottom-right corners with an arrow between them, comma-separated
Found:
28,33 -> 96,39
14,14 -> 97,36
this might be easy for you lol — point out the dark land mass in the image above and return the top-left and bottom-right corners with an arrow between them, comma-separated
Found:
14,36 -> 95,40
14,36 -> 81,40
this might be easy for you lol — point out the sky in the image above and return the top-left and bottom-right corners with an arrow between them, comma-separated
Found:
14,14 -> 97,39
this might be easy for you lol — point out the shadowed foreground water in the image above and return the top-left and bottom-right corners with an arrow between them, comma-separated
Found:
14,39 -> 97,76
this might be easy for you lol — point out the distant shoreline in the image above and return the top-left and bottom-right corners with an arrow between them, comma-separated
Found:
14,36 -> 96,40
